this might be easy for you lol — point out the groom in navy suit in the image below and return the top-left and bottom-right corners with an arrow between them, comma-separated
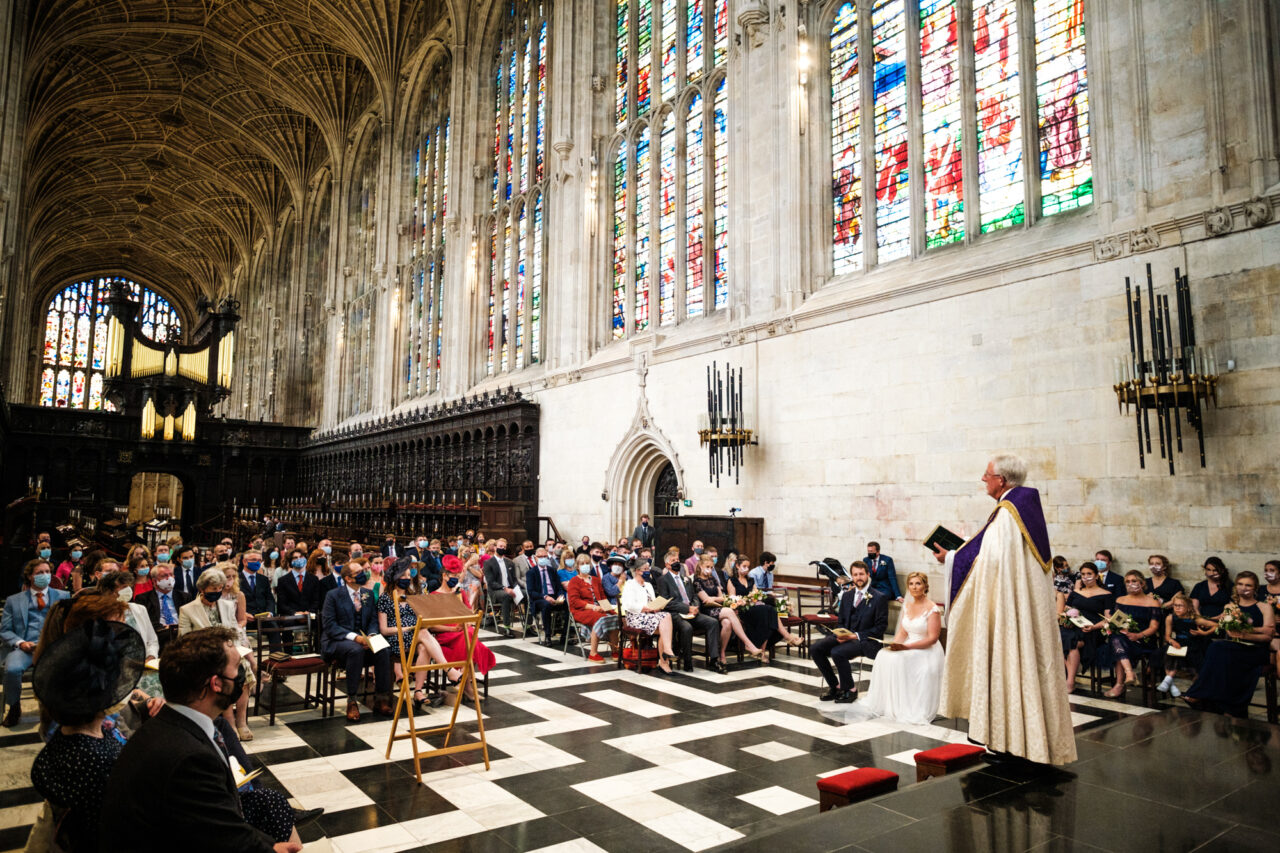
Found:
810,561 -> 888,703
321,563 -> 393,721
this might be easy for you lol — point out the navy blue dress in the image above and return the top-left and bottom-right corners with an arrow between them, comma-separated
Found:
1149,576 -> 1185,604
1060,590 -> 1112,667
1160,615 -> 1203,671
1190,580 -> 1231,619
1185,602 -> 1269,715
1108,601 -> 1161,663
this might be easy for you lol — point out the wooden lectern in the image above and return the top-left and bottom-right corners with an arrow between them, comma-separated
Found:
386,591 -> 490,782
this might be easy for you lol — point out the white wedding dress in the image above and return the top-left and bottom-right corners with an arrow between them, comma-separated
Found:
821,604 -> 945,726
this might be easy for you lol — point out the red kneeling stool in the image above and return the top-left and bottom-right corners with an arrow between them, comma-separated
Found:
913,743 -> 987,782
816,767 -> 899,812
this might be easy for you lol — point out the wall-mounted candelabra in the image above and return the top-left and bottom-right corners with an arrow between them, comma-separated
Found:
1114,264 -> 1220,474
698,361 -> 756,487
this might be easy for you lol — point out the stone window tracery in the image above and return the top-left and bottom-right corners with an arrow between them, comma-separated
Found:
405,65 -> 450,398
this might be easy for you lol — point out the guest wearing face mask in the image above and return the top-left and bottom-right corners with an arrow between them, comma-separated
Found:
34,533 -> 56,567
153,543 -> 172,567
1089,550 -> 1124,597
274,549 -> 319,617
262,544 -> 282,587
683,540 -> 706,576
101,628 -> 305,853
95,570 -> 162,665
129,555 -> 155,597
376,569 -> 447,712
3,559 -> 69,727
239,549 -> 276,618
482,538 -> 521,635
178,570 -> 255,741
173,546 -> 201,602
322,563 -> 394,721
526,547 -> 567,645
1104,570 -> 1162,698
1191,556 -> 1233,621
381,534 -> 401,560
53,543 -> 87,591
603,555 -> 628,604
417,538 -> 444,592
1145,554 -> 1184,608
135,563 -> 187,649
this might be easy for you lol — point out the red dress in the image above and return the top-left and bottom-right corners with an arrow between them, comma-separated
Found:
429,590 -> 496,674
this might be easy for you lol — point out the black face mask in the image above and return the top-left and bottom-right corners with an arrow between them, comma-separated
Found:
213,669 -> 246,711
496,547 -> 508,556
524,549 -> 535,558
203,590 -> 222,604
396,576 -> 412,589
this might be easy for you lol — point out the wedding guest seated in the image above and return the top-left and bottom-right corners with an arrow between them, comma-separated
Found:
603,554 -> 627,603
653,553 -> 721,672
527,550 -> 567,645
1105,570 -> 1162,698
135,563 -> 187,649
426,575 -> 495,703
3,559 -> 68,727
694,556 -> 767,666
1265,560 -> 1280,681
178,569 -> 255,741
1143,554 -> 1184,607
620,562 -> 677,675
566,561 -> 619,662
810,561 -> 887,703
557,550 -> 578,585
1184,571 -> 1276,717
727,556 -> 803,651
748,552 -> 777,592
1051,556 -> 1078,596
1191,557 -> 1233,619
860,572 -> 944,724
1156,593 -> 1215,697
376,570 -> 447,712
1058,562 -> 1113,694
30,618 -> 143,852
321,563 -> 394,721
102,627 -> 305,852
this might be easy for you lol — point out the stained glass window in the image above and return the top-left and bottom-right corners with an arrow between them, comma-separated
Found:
872,0 -> 910,262
613,0 -> 728,335
405,66 -> 450,398
37,277 -> 181,410
829,0 -> 1089,274
974,0 -> 1023,233
488,0 -> 548,372
831,2 -> 862,274
1035,0 -> 1090,215
921,0 -> 963,248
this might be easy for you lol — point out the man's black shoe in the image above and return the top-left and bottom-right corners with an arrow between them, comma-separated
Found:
1,703 -> 19,727
834,690 -> 857,704
712,661 -> 729,675
819,688 -> 840,701
293,807 -> 324,827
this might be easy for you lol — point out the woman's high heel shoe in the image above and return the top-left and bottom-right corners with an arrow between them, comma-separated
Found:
785,635 -> 803,647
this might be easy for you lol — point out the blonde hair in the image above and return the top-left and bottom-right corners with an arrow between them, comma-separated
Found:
574,553 -> 591,567
906,571 -> 929,594
1168,592 -> 1194,617
217,561 -> 240,594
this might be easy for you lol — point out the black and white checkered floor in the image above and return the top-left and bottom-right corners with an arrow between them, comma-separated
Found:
0,631 -> 1165,853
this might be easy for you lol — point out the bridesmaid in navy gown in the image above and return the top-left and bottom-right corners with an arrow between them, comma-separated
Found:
1145,554 -> 1184,608
1058,563 -> 1113,694
1185,571 -> 1276,717
1105,571 -> 1162,697
1189,557 -> 1233,664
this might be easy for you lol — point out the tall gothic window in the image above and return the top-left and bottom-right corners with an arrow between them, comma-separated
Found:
829,0 -> 1090,275
487,0 -> 548,375
343,124 -> 380,418
612,0 -> 729,339
406,65 -> 450,397
38,277 -> 181,410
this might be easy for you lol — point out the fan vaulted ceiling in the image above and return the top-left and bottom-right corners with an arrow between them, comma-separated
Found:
22,0 -> 452,307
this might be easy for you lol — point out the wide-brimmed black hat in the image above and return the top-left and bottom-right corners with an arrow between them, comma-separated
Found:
605,554 -> 631,567
33,620 -> 145,724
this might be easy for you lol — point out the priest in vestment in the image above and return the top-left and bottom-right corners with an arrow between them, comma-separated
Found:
933,454 -> 1076,765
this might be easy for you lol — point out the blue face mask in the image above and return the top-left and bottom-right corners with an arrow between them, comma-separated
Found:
181,558 -> 195,570
409,567 -> 419,578
32,573 -> 52,590
321,545 -> 332,555
136,566 -> 150,577
446,577 -> 459,588
71,549 -> 83,561
39,548 -> 51,559
292,558 -> 307,570
269,550 -> 279,560
1094,560 -> 1108,571
156,552 -> 170,562
245,561 -> 261,573
353,571 -> 369,585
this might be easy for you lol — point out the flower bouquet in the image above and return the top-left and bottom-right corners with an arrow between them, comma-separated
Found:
1103,610 -> 1139,638
1217,604 -> 1253,643
773,594 -> 791,617
1058,607 -> 1078,628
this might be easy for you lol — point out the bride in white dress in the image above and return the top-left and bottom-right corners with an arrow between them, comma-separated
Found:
821,572 -> 945,726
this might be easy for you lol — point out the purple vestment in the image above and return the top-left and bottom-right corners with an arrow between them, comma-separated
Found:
949,485 -> 1051,603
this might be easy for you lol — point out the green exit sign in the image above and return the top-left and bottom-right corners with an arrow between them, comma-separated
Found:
682,499 -> 693,507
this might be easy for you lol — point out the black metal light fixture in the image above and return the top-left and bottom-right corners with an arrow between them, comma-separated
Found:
699,361 -> 755,486
103,280 -> 239,441
1115,264 -> 1220,474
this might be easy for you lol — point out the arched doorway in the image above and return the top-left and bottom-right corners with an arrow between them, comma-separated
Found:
603,432 -> 684,541
653,461 -> 679,517
127,472 -> 184,524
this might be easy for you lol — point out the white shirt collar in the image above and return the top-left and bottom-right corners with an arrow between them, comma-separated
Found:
169,703 -> 218,749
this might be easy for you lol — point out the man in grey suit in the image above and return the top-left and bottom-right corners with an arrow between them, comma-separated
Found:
632,514 -> 656,549
653,554 -> 722,673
